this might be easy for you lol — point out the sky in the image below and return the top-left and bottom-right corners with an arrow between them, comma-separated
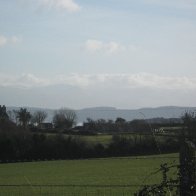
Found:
0,0 -> 196,109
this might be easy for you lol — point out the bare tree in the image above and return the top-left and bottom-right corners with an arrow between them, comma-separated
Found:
53,108 -> 77,130
32,111 -> 48,126
16,108 -> 31,129
7,110 -> 19,124
0,105 -> 9,122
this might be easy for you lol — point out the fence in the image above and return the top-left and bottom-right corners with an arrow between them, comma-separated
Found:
0,184 -> 178,196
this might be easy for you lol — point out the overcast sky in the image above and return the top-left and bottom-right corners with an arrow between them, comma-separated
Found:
0,0 -> 196,109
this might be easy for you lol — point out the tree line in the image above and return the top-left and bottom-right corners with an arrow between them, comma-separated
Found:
0,126 -> 179,162
1,105 -> 194,162
2,105 -> 183,134
6,107 -> 77,131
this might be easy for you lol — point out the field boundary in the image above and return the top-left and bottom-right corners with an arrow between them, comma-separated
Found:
0,184 -> 179,188
0,155 -> 179,164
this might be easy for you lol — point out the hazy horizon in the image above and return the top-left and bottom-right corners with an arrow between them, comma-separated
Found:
6,105 -> 196,111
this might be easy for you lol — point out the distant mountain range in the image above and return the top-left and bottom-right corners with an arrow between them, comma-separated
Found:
7,106 -> 196,124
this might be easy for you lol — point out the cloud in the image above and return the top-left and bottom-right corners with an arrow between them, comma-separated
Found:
85,40 -> 103,51
56,74 -> 91,87
10,36 -> 21,44
39,0 -> 81,12
0,35 -> 21,47
125,73 -> 196,90
0,73 -> 50,88
85,39 -> 126,54
0,36 -> 7,47
1,72 -> 196,91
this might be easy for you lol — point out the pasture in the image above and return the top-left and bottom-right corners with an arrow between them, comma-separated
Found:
63,132 -> 176,147
77,134 -> 112,145
0,153 -> 178,195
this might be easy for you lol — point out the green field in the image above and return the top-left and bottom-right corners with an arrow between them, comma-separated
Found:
0,153 -> 178,196
63,133 -> 172,146
78,133 -> 155,145
78,134 -> 113,145
47,133 -> 113,146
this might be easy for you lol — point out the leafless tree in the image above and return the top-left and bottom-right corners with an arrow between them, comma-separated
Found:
16,108 -> 31,129
32,110 -> 48,126
53,108 -> 77,130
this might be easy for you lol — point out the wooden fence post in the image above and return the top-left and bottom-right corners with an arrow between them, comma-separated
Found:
180,139 -> 196,196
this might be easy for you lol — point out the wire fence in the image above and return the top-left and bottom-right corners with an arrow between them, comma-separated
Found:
0,184 -> 139,196
0,184 -> 179,196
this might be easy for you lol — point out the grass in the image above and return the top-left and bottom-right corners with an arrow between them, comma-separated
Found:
78,134 -> 113,146
0,153 -> 179,195
45,132 -> 179,149
46,133 -> 113,146
64,133 -> 164,146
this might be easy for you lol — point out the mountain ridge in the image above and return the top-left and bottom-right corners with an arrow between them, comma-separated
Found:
6,105 -> 196,123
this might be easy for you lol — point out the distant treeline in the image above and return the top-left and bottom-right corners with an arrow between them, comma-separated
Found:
79,117 -> 182,134
2,104 -> 183,134
0,121 -> 180,162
